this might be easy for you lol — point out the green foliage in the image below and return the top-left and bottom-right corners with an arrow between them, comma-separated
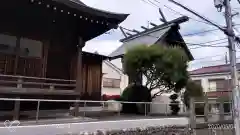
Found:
124,45 -> 189,96
169,94 -> 180,115
183,80 -> 203,109
169,93 -> 178,100
120,84 -> 151,114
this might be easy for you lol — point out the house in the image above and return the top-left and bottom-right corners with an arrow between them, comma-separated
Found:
102,60 -> 128,97
189,63 -> 238,113
0,0 -> 128,119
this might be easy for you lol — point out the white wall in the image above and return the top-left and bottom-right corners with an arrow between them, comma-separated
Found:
150,93 -> 186,114
191,73 -> 232,92
109,58 -> 123,70
101,61 -> 128,96
102,62 -> 121,79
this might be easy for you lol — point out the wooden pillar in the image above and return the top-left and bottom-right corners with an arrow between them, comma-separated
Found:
13,37 -> 21,75
76,37 -> 85,94
74,37 -> 85,116
13,97 -> 20,120
42,40 -> 49,78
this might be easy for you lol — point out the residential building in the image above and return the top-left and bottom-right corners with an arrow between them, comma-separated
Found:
189,63 -> 240,112
0,0 -> 128,119
102,60 -> 128,96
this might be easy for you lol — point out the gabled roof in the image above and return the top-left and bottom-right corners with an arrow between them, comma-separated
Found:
109,25 -> 172,58
83,51 -> 110,60
109,16 -> 193,59
120,16 -> 189,42
190,63 -> 240,75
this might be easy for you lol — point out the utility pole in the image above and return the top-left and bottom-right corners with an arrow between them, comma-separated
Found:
169,0 -> 240,134
225,52 -> 228,64
224,0 -> 240,134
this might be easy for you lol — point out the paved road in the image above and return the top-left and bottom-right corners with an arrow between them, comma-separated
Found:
0,118 -> 188,135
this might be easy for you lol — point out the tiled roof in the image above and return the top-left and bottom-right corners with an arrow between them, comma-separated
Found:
53,0 -> 129,21
189,63 -> 240,75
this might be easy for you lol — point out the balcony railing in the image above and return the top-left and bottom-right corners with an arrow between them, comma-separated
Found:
0,74 -> 76,91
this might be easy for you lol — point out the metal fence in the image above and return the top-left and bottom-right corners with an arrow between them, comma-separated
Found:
0,98 -> 236,134
0,98 -> 188,123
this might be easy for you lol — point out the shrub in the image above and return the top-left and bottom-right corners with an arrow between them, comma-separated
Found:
169,94 -> 180,115
120,84 -> 151,114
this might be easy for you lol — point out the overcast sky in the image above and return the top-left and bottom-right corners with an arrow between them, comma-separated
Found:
81,0 -> 240,70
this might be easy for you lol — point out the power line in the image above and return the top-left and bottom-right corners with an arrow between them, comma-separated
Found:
142,0 -> 240,38
142,0 -> 212,25
144,32 -> 228,47
191,50 -> 240,61
193,54 -> 226,61
183,24 -> 240,37
120,26 -> 228,49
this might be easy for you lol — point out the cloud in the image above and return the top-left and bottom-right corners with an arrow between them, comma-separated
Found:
80,0 -> 240,70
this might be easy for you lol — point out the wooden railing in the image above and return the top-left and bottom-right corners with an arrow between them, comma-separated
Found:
0,74 -> 76,90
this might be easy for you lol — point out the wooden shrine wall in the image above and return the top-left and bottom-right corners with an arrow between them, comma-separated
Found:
0,53 -> 42,77
70,54 -> 103,101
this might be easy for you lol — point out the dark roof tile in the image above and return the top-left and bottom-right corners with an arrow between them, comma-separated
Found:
190,63 -> 240,75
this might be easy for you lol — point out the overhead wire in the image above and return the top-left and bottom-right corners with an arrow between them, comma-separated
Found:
140,0 -> 240,38
119,0 -> 240,51
141,0 -> 212,25
120,25 -> 228,50
151,0 -> 213,25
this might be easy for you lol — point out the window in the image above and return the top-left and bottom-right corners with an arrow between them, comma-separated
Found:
193,80 -> 201,86
102,78 -> 121,88
209,80 -> 217,91
20,38 -> 42,58
0,34 -> 42,58
0,34 -> 17,54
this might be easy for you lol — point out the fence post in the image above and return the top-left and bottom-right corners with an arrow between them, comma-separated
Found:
219,98 -> 225,121
165,104 -> 168,116
17,78 -> 23,88
204,95 -> 209,122
74,97 -> 80,117
83,101 -> 86,119
49,85 -> 54,91
144,103 -> 147,116
13,97 -> 20,120
189,97 -> 196,135
36,101 -> 40,123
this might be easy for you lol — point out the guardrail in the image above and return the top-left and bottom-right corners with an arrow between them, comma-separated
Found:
0,98 -> 188,123
0,74 -> 76,90
0,98 -> 233,125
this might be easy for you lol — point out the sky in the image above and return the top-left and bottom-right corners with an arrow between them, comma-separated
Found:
81,0 -> 240,70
